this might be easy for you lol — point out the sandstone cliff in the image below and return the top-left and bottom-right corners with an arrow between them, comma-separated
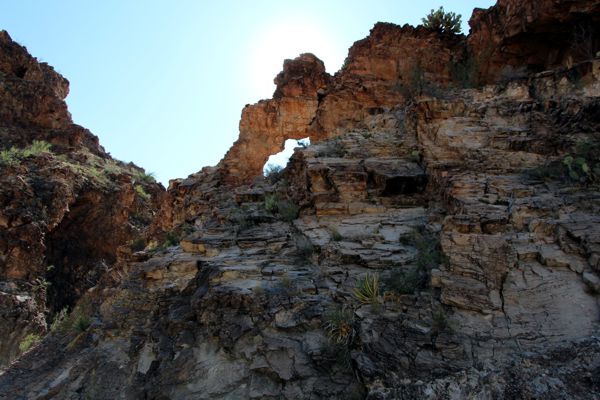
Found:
1,0 -> 600,399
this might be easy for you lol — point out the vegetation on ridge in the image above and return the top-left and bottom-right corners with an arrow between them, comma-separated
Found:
422,6 -> 462,34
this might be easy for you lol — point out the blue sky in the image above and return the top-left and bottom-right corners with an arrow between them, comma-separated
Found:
1,1 -> 495,185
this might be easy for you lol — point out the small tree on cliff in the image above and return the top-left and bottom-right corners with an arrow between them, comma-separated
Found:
422,6 -> 462,34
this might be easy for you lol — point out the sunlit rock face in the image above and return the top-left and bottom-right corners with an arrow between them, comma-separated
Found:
2,0 -> 600,399
218,53 -> 331,186
218,25 -> 465,186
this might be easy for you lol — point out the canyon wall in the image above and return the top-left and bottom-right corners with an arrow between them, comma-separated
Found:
0,31 -> 163,367
0,0 -> 599,399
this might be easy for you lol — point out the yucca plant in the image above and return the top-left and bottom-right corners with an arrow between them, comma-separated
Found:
323,307 -> 355,345
353,273 -> 380,304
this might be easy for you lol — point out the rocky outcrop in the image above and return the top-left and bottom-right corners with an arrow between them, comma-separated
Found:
1,0 -> 600,398
0,31 -> 164,367
219,26 -> 465,186
218,54 -> 331,185
469,0 -> 600,83
3,48 -> 600,400
217,0 -> 600,188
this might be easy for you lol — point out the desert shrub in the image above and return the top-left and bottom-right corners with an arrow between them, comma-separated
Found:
330,228 -> 344,242
432,308 -> 451,334
131,169 -> 156,184
19,333 -> 42,352
74,313 -> 91,332
164,231 -> 180,247
23,140 -> 52,157
130,237 -> 146,252
294,234 -> 314,260
265,195 -> 300,221
323,306 -> 355,345
31,277 -> 51,293
409,150 -> 421,163
562,155 -> 594,182
230,206 -> 255,231
280,274 -> 294,290
422,6 -> 462,34
414,232 -> 445,272
383,267 -> 423,295
0,140 -> 52,167
135,184 -> 151,201
277,200 -> 299,222
50,308 -> 69,334
386,230 -> 444,296
0,147 -> 21,167
264,194 -> 278,212
396,62 -> 446,98
264,164 -> 284,184
529,142 -> 600,185
50,306 -> 91,336
353,274 -> 380,304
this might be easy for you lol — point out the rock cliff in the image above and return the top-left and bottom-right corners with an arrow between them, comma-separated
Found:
1,0 -> 600,399
0,31 -> 163,367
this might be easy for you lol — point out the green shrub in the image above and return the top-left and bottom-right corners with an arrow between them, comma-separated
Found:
323,306 -> 355,345
19,333 -> 42,352
383,267 -> 423,295
280,274 -> 294,290
414,232 -> 445,272
528,142 -> 600,185
0,140 -> 52,167
74,314 -> 91,332
265,194 -> 278,212
422,6 -> 462,34
50,306 -> 91,335
135,184 -> 151,201
330,228 -> 344,242
132,169 -> 156,184
432,308 -> 450,333
386,230 -> 444,297
353,274 -> 380,304
230,206 -> 255,231
130,237 -> 146,252
50,308 -> 69,334
31,277 -> 51,293
164,231 -> 180,247
22,140 -> 52,157
409,150 -> 421,163
277,200 -> 299,222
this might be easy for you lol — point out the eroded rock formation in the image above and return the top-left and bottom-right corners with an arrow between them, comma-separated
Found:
1,0 -> 600,399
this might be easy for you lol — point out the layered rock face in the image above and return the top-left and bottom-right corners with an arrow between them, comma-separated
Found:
469,0 -> 600,83
0,31 -> 163,367
1,0 -> 600,399
219,0 -> 600,187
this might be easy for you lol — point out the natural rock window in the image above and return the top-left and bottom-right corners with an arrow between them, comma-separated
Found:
262,137 -> 310,175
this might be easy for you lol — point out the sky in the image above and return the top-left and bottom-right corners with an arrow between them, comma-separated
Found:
1,0 -> 495,185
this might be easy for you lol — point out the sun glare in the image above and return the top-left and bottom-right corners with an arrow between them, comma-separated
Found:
247,19 -> 343,101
